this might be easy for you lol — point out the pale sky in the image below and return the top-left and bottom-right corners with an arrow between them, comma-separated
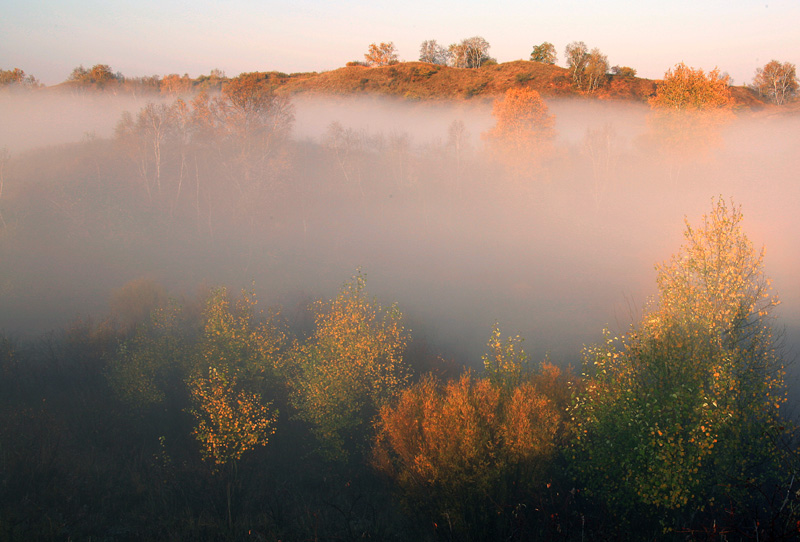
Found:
2,0 -> 799,86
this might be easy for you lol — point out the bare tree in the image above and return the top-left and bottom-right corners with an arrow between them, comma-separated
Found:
564,41 -> 589,87
584,48 -> 609,92
419,40 -> 450,65
449,37 -> 491,68
751,60 -> 798,105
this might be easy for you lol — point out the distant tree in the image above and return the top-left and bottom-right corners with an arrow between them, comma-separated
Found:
648,63 -> 734,157
214,71 -> 295,202
449,36 -> 492,68
0,68 -> 40,89
194,69 -> 227,93
565,42 -> 608,91
649,63 -> 733,111
115,102 -> 176,203
564,41 -> 589,87
751,60 -> 798,105
484,87 -> 555,173
611,65 -> 637,78
365,42 -> 398,67
419,39 -> 450,65
69,64 -> 119,90
160,73 -> 193,96
530,42 -> 557,64
584,48 -> 609,92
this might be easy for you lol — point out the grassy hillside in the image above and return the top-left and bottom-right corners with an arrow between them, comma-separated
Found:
277,60 -> 766,108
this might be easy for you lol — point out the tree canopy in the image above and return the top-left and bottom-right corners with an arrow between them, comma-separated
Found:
751,60 -> 798,105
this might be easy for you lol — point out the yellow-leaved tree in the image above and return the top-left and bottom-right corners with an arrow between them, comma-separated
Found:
287,273 -> 409,461
647,63 -> 734,160
188,287 -> 285,469
569,198 -> 789,535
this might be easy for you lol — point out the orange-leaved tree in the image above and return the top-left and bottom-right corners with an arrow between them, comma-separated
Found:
364,42 -> 398,67
373,325 -> 569,539
484,87 -> 555,176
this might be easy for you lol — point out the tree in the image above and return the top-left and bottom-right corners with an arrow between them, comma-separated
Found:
287,273 -> 409,461
530,42 -> 557,64
365,42 -> 398,67
419,39 -> 450,65
570,198 -> 788,533
611,65 -> 637,79
448,36 -> 492,68
68,64 -> 119,90
650,63 -> 733,111
484,87 -> 555,173
160,73 -> 193,96
0,68 -> 40,89
648,63 -> 734,157
565,42 -> 608,91
564,41 -> 589,87
751,60 -> 798,105
584,48 -> 609,92
373,325 -> 567,539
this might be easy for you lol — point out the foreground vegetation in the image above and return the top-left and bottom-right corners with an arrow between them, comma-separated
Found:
1,198 -> 799,541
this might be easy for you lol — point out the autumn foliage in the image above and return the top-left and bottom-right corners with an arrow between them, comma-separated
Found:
484,87 -> 555,175
648,63 -> 734,156
373,326 -> 570,538
287,274 -> 409,460
569,198 -> 789,533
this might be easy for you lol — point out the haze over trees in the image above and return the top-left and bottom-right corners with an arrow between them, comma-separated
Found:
484,87 -> 555,174
0,68 -> 40,89
648,62 -> 734,158
2,40 -> 800,540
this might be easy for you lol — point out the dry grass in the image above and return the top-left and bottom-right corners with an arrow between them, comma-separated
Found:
276,60 -> 766,108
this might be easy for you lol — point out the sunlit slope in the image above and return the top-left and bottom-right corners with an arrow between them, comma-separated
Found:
278,60 -> 764,106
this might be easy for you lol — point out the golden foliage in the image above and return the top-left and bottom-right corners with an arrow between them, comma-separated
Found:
189,287 -> 285,469
648,63 -> 734,156
189,365 -> 277,469
484,87 -> 555,175
288,273 -> 409,460
570,198 -> 787,518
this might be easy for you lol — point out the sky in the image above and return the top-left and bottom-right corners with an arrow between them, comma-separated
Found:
2,0 -> 800,86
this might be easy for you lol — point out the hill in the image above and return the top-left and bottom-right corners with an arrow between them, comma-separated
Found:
277,60 -> 766,108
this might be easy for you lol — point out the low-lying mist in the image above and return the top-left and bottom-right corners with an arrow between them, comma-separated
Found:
0,92 -> 798,374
